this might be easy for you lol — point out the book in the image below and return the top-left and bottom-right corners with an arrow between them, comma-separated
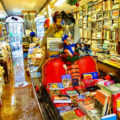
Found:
117,99 -> 120,109
112,92 -> 120,114
66,90 -> 79,100
48,83 -> 59,90
52,95 -> 71,103
61,109 -> 86,120
101,84 -> 120,96
48,83 -> 64,90
74,85 -> 86,94
82,79 -> 97,88
101,114 -> 117,120
72,78 -> 79,87
62,74 -> 72,88
103,0 -> 108,11
78,97 -> 95,112
54,103 -> 72,113
49,89 -> 61,96
57,83 -> 64,89
97,80 -> 114,88
95,90 -> 110,116
82,72 -> 98,79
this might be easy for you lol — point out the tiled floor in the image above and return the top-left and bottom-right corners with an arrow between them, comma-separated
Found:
0,49 -> 42,120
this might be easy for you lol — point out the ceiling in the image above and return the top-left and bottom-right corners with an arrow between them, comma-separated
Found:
1,0 -> 47,15
53,2 -> 76,12
0,0 -> 92,17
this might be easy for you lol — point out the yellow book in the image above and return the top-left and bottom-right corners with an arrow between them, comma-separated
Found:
117,99 -> 120,109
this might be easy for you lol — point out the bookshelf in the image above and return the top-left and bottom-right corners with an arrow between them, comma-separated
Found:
0,21 -> 8,42
77,0 -> 120,52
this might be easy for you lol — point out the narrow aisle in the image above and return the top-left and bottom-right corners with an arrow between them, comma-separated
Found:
0,49 -> 42,120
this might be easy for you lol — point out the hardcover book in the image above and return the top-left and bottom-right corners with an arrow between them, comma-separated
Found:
48,83 -> 64,90
52,95 -> 71,103
54,103 -> 72,113
61,109 -> 86,120
101,84 -> 120,95
101,114 -> 117,120
66,90 -> 79,100
62,74 -> 72,88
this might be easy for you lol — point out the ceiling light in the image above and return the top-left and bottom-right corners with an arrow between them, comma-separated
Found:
54,0 -> 66,6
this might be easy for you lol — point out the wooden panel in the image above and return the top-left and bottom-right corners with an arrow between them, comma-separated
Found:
97,61 -> 120,78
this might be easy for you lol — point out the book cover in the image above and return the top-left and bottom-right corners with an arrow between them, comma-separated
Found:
78,97 -> 95,111
61,109 -> 85,120
52,95 -> 71,103
101,114 -> 117,120
95,90 -> 110,116
72,78 -> 79,87
116,99 -> 120,109
57,83 -> 64,89
82,72 -> 98,79
55,103 -> 72,113
62,74 -> 72,88
74,85 -> 86,94
48,83 -> 64,90
101,84 -> 120,95
49,90 -> 61,96
82,79 -> 96,88
66,90 -> 79,100
112,92 -> 120,114
48,83 -> 59,90
66,90 -> 79,96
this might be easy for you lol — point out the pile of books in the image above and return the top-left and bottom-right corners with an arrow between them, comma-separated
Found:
28,46 -> 44,66
46,72 -> 119,120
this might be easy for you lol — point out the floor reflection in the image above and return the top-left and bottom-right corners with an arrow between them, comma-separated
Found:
0,49 -> 42,120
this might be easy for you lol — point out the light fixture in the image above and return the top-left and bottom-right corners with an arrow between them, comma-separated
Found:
54,0 -> 66,6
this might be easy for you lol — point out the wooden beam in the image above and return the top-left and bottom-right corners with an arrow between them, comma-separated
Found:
0,0 -> 8,16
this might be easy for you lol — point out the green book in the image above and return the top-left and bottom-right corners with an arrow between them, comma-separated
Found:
101,84 -> 120,95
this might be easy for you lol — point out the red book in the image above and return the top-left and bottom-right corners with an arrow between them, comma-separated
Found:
74,109 -> 85,117
65,87 -> 74,91
60,89 -> 67,95
54,103 -> 69,108
112,92 -> 120,114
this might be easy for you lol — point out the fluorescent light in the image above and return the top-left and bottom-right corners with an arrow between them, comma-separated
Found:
54,0 -> 66,6
11,95 -> 15,106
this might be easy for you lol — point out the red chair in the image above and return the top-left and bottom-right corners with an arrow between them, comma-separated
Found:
42,58 -> 66,87
42,56 -> 99,87
76,55 -> 99,77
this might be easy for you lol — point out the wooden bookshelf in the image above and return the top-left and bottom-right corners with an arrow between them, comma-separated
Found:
77,0 -> 120,52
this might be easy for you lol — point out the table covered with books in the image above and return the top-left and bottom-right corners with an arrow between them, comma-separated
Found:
28,35 -> 119,120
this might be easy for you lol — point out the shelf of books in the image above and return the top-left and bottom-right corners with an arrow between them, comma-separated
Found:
76,0 -> 120,69
0,21 -> 8,42
36,67 -> 119,120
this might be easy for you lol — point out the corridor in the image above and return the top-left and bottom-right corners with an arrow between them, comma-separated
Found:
0,49 -> 42,120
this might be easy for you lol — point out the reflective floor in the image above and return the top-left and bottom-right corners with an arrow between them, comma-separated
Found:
0,49 -> 42,120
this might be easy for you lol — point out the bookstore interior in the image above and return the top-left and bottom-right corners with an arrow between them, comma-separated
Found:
1,0 -> 120,120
